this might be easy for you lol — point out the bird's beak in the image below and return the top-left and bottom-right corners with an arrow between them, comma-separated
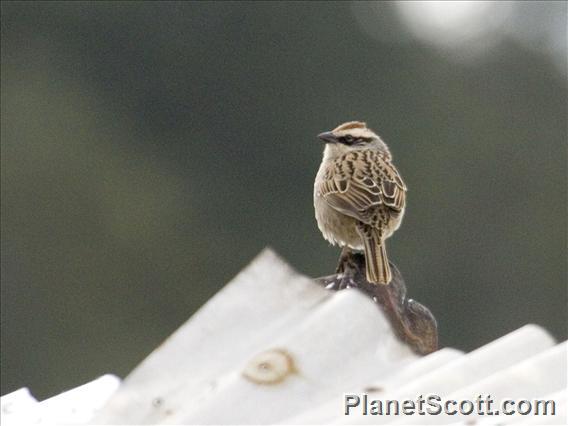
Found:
317,131 -> 338,144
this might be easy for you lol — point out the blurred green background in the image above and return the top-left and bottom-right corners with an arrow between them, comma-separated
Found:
1,1 -> 566,399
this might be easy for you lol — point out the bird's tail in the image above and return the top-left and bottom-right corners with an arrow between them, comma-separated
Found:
360,227 -> 391,285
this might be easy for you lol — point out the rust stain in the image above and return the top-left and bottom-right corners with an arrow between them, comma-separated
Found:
242,348 -> 297,385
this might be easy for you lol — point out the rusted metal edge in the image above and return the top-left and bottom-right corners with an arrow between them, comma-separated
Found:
314,250 -> 438,355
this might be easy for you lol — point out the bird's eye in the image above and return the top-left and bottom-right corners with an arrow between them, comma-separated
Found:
344,135 -> 354,144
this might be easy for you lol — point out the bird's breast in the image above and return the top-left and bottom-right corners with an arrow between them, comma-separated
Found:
313,190 -> 363,250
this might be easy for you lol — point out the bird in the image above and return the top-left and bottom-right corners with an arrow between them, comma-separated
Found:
313,121 -> 407,285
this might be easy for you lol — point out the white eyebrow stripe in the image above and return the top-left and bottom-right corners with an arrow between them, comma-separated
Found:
335,128 -> 376,139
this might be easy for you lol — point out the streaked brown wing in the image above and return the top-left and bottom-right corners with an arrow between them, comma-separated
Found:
317,151 -> 406,224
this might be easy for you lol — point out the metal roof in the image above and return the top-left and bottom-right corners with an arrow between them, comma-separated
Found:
2,249 -> 566,425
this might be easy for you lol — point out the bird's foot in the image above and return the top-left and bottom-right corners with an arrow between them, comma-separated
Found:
335,247 -> 353,274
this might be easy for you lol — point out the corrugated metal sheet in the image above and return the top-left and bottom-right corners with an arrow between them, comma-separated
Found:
2,249 -> 566,425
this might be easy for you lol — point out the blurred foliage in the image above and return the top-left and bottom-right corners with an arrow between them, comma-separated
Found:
1,1 -> 566,399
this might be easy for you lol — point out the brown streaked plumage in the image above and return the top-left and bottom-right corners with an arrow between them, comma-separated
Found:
314,121 -> 407,285
334,121 -> 367,131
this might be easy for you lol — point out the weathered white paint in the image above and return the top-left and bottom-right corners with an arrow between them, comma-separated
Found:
92,248 -> 418,424
1,375 -> 119,426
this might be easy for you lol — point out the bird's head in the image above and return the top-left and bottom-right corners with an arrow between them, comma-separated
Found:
317,121 -> 391,159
